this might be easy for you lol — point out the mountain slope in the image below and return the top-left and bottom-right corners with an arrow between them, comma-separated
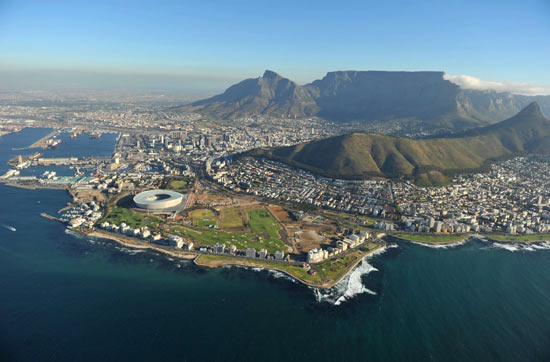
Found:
176,70 -> 318,119
306,71 -> 466,125
176,70 -> 550,129
248,102 -> 550,185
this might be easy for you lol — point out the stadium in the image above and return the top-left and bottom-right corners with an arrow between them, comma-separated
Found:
133,189 -> 187,212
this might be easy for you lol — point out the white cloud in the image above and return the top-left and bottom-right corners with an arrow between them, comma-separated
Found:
443,74 -> 550,96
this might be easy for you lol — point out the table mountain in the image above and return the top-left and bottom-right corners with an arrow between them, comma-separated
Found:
175,70 -> 550,130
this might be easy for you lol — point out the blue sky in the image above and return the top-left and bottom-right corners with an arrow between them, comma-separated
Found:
0,0 -> 549,91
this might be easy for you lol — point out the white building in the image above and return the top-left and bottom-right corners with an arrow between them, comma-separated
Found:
307,248 -> 325,263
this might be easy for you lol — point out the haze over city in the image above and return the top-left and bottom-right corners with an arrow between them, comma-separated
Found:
1,0 -> 549,93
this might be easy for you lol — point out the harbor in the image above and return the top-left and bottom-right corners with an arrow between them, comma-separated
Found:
26,130 -> 60,149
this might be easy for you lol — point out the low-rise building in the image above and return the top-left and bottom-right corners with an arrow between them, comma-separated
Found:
169,235 -> 184,248
307,248 -> 325,263
246,248 -> 256,258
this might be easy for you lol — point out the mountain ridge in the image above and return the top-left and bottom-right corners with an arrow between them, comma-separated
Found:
182,70 -> 319,119
246,102 -> 550,186
175,70 -> 550,130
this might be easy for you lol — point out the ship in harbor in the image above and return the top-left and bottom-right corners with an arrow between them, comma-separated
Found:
90,132 -> 101,139
29,152 -> 43,160
70,130 -> 83,139
47,139 -> 62,148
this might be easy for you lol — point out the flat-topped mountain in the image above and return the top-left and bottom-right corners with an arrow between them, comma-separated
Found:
308,71 -> 461,123
247,102 -> 550,185
175,70 -> 550,130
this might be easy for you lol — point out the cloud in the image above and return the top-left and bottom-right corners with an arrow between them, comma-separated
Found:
443,74 -> 550,96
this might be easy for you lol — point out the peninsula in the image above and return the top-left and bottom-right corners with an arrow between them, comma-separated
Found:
2,81 -> 549,291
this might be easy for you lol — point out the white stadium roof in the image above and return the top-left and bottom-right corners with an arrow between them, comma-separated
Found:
133,189 -> 185,211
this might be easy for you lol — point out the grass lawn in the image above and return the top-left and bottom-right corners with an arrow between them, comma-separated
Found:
324,210 -> 352,220
487,234 -> 550,242
357,216 -> 376,226
315,251 -> 363,281
324,210 -> 376,226
189,208 -> 217,227
171,226 -> 286,252
221,207 -> 244,228
167,177 -> 194,191
247,209 -> 281,240
100,206 -> 161,229
395,233 -> 468,244
360,242 -> 381,252
195,254 -> 323,284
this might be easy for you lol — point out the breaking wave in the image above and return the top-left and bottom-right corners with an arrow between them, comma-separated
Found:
490,241 -> 550,252
314,244 -> 397,306
409,237 -> 470,249
64,228 -> 86,239
242,266 -> 297,283
114,246 -> 145,255
262,268 -> 298,283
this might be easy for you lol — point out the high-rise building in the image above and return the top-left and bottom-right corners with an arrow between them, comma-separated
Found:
171,131 -> 186,140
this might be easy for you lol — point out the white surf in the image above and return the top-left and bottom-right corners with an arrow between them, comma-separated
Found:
314,244 -> 397,305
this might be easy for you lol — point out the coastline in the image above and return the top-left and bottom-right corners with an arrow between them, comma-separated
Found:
1,181 -> 70,191
322,244 -> 385,287
484,234 -> 550,243
91,226 -> 385,288
387,232 -> 550,247
32,186 -> 388,289
194,255 -> 327,288
87,230 -> 197,260
386,233 -> 472,246
194,243 -> 385,289
86,225 -> 385,289
48,208 -> 550,290
85,227 -> 550,287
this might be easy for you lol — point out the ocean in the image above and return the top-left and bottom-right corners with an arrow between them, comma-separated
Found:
1,128 -> 550,362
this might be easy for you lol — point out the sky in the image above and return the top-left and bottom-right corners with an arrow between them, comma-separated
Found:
0,0 -> 549,93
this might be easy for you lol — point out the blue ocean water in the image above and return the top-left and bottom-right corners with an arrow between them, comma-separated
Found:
36,129 -> 118,159
1,129 -> 550,362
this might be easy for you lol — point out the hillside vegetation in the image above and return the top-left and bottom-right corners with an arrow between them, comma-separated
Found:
249,102 -> 550,186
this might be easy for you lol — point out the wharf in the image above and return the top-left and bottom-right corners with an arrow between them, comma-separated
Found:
27,130 -> 59,149
40,213 -> 65,224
